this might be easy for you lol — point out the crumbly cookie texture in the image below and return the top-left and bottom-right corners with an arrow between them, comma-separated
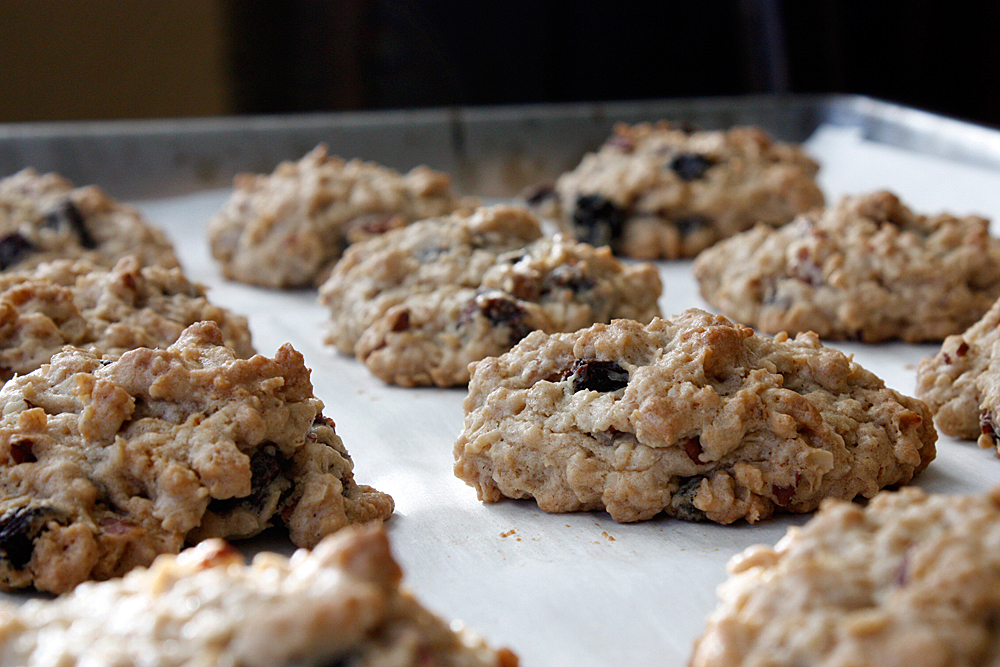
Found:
318,204 -> 663,387
208,144 -> 468,288
694,190 -> 1000,343
0,168 -> 180,271
0,321 -> 393,594
0,255 -> 254,383
526,121 -> 824,259
0,524 -> 519,667
454,309 -> 935,524
916,296 -> 1000,446
690,486 -> 1000,667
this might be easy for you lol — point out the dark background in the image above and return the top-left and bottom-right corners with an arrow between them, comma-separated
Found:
2,0 -> 997,128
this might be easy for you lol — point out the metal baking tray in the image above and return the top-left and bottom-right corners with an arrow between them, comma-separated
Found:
3,94 -> 1000,666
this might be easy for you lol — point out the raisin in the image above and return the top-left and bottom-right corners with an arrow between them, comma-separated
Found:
522,183 -> 557,206
8,439 -> 36,464
209,446 -> 287,514
566,358 -> 629,393
675,214 -> 712,236
682,437 -> 704,464
0,232 -> 36,270
460,292 -> 533,345
542,264 -> 595,294
670,153 -> 715,181
44,199 -> 96,249
671,477 -> 708,522
572,194 -> 625,247
771,472 -> 801,507
981,411 -> 999,444
0,505 -> 59,569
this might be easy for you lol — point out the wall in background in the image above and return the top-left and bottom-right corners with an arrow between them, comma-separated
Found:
1,1 -> 996,128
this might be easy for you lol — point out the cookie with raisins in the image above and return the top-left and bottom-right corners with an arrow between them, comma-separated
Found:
318,204 -> 662,387
527,122 -> 823,259
0,168 -> 179,271
208,144 -> 470,288
694,190 -> 1000,343
454,309 -> 935,524
916,295 -> 1000,445
0,255 -> 254,384
691,486 -> 1000,667
0,321 -> 392,593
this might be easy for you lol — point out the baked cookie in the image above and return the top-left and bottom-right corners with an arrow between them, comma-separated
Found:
208,144 -> 468,288
454,309 -> 936,524
526,121 -> 824,259
0,321 -> 393,594
916,296 -> 1000,445
694,190 -> 1000,343
0,524 -> 518,667
0,255 -> 254,383
318,205 -> 663,387
690,486 -> 1000,667
0,167 -> 180,271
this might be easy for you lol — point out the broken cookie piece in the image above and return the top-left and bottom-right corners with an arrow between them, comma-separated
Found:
454,309 -> 936,523
0,321 -> 392,593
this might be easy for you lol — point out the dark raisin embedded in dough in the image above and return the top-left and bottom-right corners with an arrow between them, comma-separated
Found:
572,194 -> 625,248
671,476 -> 708,522
566,358 -> 629,393
522,182 -> 557,206
675,214 -> 712,237
682,437 -> 705,464
542,263 -> 596,294
209,446 -> 288,515
669,153 -> 715,181
460,292 -> 534,345
981,411 -> 1000,445
7,439 -> 36,464
44,198 -> 96,249
943,341 -> 970,365
0,505 -> 60,569
0,232 -> 36,270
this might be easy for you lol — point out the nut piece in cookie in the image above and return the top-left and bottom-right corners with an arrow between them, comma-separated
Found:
454,309 -> 936,524
0,321 -> 392,593
916,294 -> 1000,448
690,486 -> 1000,667
694,190 -> 1000,343
0,168 -> 180,271
207,144 -> 469,288
529,121 -> 824,259
0,524 -> 519,667
319,204 -> 663,387
0,255 -> 254,383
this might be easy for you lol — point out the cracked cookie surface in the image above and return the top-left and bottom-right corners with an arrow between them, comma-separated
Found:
208,144 -> 467,288
690,486 -> 1000,667
0,321 -> 392,593
319,205 -> 662,387
0,168 -> 179,271
528,121 -> 823,259
0,524 -> 518,667
0,255 -> 254,383
694,190 -> 1000,342
454,309 -> 936,523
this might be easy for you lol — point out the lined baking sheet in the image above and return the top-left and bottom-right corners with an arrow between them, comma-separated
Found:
7,122 -> 1000,665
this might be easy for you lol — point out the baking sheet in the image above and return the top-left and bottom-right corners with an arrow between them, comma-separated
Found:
5,108 -> 1000,665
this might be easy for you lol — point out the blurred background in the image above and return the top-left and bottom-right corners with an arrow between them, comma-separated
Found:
1,0 -> 996,127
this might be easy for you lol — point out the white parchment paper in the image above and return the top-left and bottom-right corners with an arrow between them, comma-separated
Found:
6,123 -> 1000,666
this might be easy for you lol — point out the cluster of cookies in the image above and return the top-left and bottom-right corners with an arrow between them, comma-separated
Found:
3,115 -> 1000,664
